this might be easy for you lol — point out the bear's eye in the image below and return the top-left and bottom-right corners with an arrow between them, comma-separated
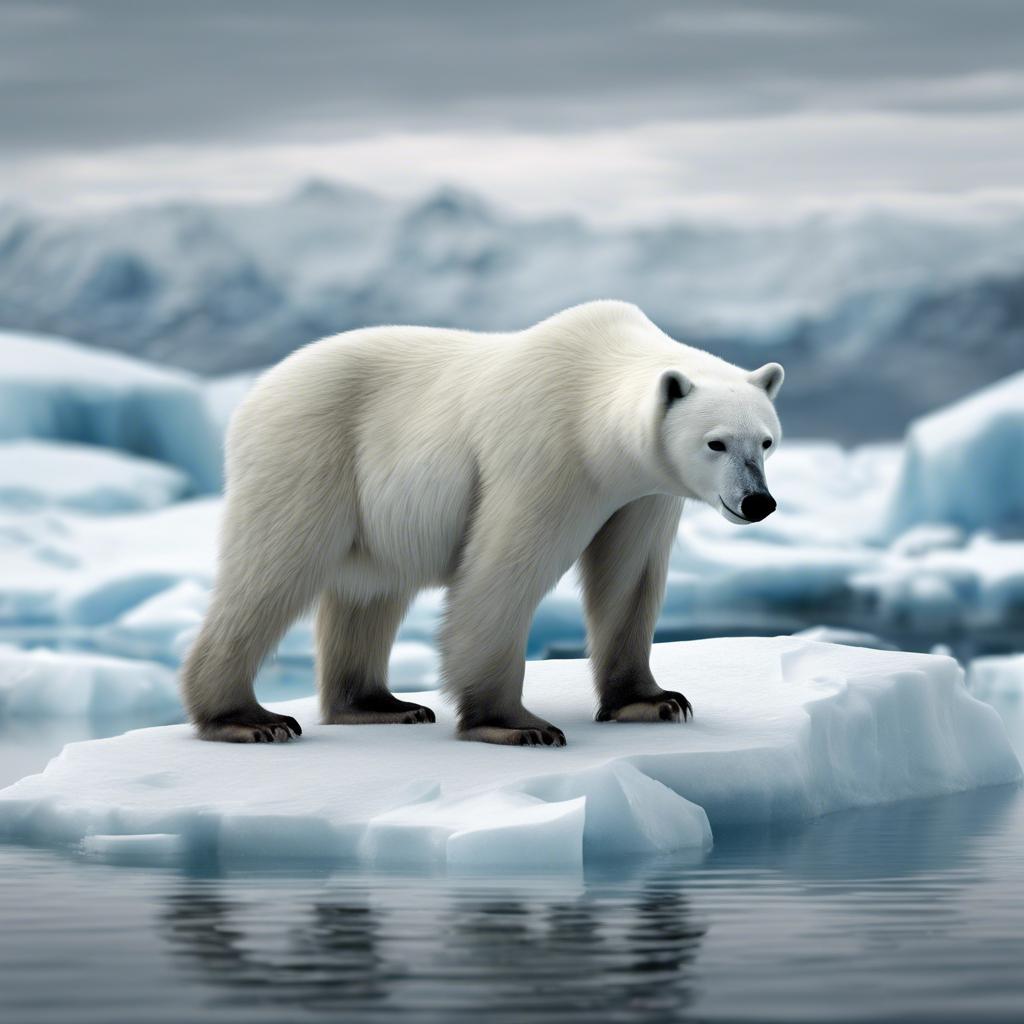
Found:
707,440 -> 726,452
763,439 -> 773,449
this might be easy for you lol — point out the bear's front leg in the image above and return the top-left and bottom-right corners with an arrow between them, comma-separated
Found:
440,479 -> 606,747
580,495 -> 692,724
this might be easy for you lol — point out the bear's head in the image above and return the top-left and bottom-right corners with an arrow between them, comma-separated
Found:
658,362 -> 783,524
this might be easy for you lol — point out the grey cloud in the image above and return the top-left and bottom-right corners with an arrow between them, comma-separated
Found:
1,0 -> 1023,158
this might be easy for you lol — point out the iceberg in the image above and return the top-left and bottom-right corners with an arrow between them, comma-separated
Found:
0,330 -> 222,493
886,369 -> 1024,536
0,637 -> 1016,870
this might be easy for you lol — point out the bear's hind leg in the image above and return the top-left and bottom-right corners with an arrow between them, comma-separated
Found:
182,583 -> 308,743
317,590 -> 435,725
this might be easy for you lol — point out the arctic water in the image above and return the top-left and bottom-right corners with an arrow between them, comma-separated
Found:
2,691 -> 1022,1024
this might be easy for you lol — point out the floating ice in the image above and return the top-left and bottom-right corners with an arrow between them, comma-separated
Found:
0,440 -> 188,512
0,330 -> 221,492
0,638 -> 1016,870
0,645 -> 179,719
0,498 -> 219,628
886,369 -> 1024,536
100,579 -> 210,662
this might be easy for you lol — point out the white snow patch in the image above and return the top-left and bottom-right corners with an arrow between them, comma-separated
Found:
0,638 -> 1015,870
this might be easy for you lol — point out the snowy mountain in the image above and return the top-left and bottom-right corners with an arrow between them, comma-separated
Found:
2,183 -> 1024,439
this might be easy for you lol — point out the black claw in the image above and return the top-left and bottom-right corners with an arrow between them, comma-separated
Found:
659,704 -> 671,720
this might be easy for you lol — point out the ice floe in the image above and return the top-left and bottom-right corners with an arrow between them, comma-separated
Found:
0,638 -> 1016,870
0,440 -> 188,513
0,645 -> 179,719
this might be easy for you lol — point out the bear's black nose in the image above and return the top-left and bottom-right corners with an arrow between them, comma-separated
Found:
740,492 -> 776,522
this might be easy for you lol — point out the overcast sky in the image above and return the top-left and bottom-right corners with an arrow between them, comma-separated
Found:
4,0 -> 1024,221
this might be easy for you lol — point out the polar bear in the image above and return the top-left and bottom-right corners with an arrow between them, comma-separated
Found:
182,301 -> 783,746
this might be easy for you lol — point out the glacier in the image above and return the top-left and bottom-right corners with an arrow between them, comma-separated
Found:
0,637 -> 1016,870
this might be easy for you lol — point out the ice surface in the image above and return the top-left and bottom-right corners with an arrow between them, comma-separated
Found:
0,330 -> 221,492
0,440 -> 188,512
0,638 -> 1016,870
886,370 -> 1024,536
0,645 -> 179,719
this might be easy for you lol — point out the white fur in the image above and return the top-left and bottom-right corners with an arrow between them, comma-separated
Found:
181,301 -> 783,744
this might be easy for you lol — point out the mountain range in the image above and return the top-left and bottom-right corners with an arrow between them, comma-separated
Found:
1,180 -> 1023,440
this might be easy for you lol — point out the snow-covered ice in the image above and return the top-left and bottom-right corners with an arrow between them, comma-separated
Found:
0,330 -> 221,493
0,645 -> 179,719
0,440 -> 188,512
0,638 -> 1016,870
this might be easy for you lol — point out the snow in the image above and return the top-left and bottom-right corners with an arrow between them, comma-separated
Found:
886,370 -> 1024,536
0,645 -> 179,719
0,440 -> 188,512
0,330 -> 221,493
0,638 -> 1016,869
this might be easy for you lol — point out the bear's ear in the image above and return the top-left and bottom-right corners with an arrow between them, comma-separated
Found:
660,369 -> 693,410
747,362 -> 784,401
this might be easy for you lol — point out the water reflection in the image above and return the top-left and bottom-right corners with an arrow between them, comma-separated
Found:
159,872 -> 708,1019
